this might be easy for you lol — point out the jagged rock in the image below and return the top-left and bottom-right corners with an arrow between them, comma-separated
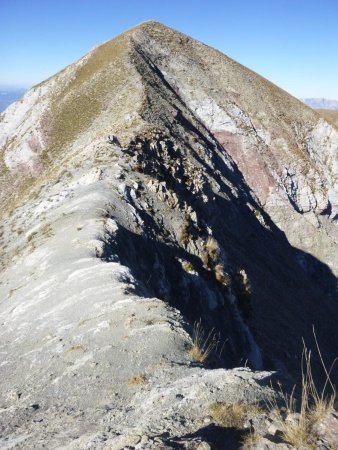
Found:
107,134 -> 120,145
0,21 -> 337,448
248,438 -> 294,450
312,412 -> 338,448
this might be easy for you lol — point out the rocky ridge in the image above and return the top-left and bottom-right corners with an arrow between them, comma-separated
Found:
0,21 -> 337,449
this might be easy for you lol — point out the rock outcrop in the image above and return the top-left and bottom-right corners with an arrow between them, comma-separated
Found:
0,21 -> 337,449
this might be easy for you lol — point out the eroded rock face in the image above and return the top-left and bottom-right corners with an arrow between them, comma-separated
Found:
0,21 -> 337,448
130,29 -> 338,279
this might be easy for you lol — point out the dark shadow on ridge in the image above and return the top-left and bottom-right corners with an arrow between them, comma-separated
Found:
101,39 -> 338,389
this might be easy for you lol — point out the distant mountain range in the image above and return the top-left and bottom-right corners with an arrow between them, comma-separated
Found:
301,98 -> 338,110
0,88 -> 26,112
2,89 -> 337,115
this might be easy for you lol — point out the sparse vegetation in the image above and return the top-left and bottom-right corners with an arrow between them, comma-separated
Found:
182,260 -> 194,273
214,263 -> 231,286
179,214 -> 191,244
67,345 -> 85,353
209,401 -> 262,428
205,236 -> 220,260
240,430 -> 259,449
188,320 -> 219,363
41,34 -> 130,163
27,231 -> 38,242
234,269 -> 252,320
268,331 -> 337,449
8,285 -> 23,298
201,251 -> 209,268
317,109 -> 338,129
41,223 -> 54,238
206,331 -> 337,449
78,319 -> 88,327
144,319 -> 154,326
127,373 -> 147,386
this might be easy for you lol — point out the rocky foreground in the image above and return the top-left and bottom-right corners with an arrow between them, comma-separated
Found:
0,22 -> 337,449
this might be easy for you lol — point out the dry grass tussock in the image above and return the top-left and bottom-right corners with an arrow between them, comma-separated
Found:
240,430 -> 259,449
205,236 -> 220,260
182,260 -> 194,273
188,320 -> 221,363
214,263 -> 231,286
207,328 -> 336,449
209,401 -> 263,428
179,215 -> 191,244
270,329 -> 337,449
127,373 -> 147,386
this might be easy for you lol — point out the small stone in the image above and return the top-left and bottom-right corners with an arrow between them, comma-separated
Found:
196,443 -> 211,450
30,403 -> 40,410
140,435 -> 149,444
267,422 -> 280,435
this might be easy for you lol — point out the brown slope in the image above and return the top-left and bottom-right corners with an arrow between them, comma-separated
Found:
316,108 -> 338,128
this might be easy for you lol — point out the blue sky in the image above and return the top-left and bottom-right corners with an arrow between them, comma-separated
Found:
1,0 -> 337,98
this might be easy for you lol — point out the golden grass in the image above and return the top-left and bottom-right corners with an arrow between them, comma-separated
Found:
205,236 -> 220,260
316,109 -> 338,128
207,328 -> 337,448
179,215 -> 191,244
42,34 -> 130,161
188,320 -> 219,363
182,260 -> 194,273
214,263 -> 231,286
209,402 -> 263,428
240,430 -> 259,449
127,373 -> 147,386
270,329 -> 337,449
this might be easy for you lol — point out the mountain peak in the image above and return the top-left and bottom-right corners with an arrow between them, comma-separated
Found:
127,19 -> 182,35
129,19 -> 169,30
1,22 -> 338,448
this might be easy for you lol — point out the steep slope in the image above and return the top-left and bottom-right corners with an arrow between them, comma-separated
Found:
131,23 -> 338,277
0,21 -> 337,448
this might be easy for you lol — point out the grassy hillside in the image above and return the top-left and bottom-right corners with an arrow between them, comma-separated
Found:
317,108 -> 338,128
